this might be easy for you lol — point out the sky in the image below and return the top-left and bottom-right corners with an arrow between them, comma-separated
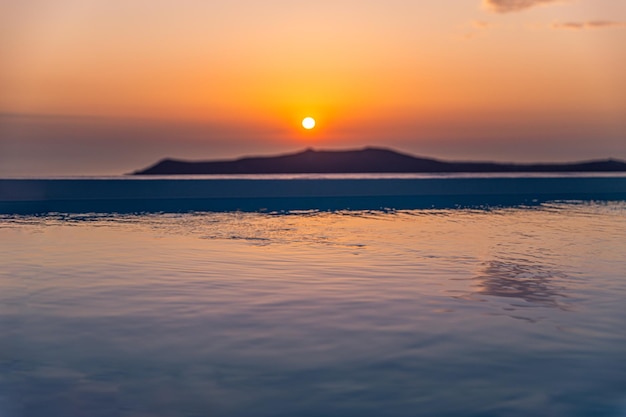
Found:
1,0 -> 625,175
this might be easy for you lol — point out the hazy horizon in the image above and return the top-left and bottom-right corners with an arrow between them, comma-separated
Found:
2,112 -> 625,176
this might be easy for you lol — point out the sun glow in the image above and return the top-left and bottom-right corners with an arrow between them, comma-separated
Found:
302,117 -> 316,130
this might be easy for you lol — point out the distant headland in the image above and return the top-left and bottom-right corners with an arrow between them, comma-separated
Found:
132,147 -> 626,175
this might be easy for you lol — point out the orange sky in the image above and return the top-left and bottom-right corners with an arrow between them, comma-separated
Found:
1,0 -> 625,175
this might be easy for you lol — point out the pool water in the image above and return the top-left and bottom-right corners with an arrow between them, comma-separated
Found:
1,203 -> 625,416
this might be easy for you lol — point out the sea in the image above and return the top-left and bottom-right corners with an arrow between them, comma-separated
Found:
1,175 -> 625,417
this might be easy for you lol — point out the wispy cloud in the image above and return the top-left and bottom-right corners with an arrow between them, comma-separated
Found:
473,20 -> 492,29
483,0 -> 565,13
552,20 -> 626,30
459,20 -> 493,40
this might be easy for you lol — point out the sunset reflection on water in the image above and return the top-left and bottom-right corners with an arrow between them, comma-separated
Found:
1,203 -> 625,416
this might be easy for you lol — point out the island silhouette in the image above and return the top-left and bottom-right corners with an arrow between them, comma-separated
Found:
133,147 -> 626,175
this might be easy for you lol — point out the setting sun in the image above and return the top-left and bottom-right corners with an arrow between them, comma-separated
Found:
302,117 -> 316,130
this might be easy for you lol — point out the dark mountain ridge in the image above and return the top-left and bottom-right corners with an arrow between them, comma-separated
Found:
133,147 -> 626,175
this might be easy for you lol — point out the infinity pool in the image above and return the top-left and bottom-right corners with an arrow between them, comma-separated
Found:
1,203 -> 625,416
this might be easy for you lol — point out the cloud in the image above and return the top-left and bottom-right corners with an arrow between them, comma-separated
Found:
459,20 -> 493,40
484,0 -> 565,13
552,20 -> 626,30
473,20 -> 492,29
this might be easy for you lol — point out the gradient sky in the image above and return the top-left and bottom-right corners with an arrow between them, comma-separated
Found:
1,0 -> 625,175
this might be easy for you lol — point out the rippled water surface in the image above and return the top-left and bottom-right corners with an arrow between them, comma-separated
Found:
1,203 -> 626,416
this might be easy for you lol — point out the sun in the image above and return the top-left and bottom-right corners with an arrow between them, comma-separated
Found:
302,117 -> 316,130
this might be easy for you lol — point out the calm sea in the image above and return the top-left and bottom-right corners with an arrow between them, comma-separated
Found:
1,200 -> 626,416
